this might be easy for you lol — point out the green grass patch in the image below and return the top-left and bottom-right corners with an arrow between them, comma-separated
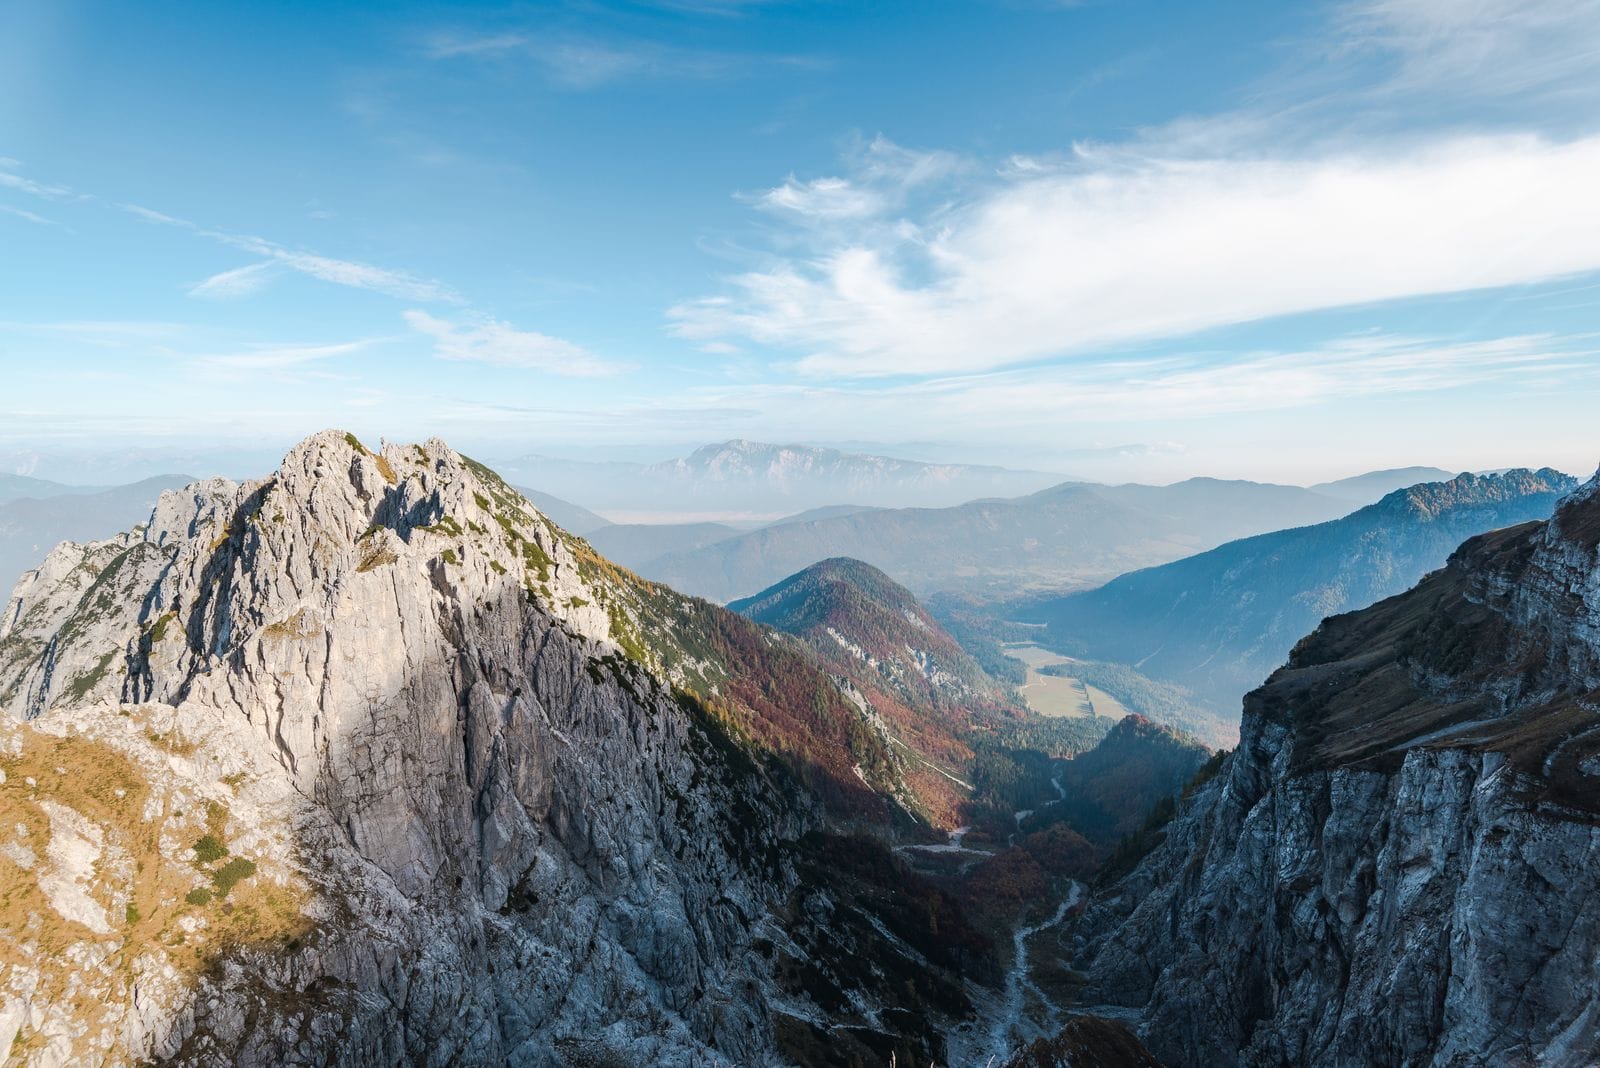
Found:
192,835 -> 228,865
148,611 -> 178,644
211,857 -> 257,897
64,651 -> 116,702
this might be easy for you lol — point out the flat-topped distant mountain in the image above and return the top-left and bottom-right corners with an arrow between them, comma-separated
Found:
1014,468 -> 1577,716
1308,465 -> 1456,504
584,521 -> 744,569
641,476 -> 1357,602
0,474 -> 92,505
493,439 -> 1067,516
511,486 -> 612,536
1073,462 -> 1600,1065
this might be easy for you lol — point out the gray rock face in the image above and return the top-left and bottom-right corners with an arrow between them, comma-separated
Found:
1073,468 -> 1600,1066
1,431 -> 823,1066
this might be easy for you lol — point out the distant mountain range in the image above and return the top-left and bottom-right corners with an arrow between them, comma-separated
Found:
1011,468 -> 1577,715
0,474 -> 195,596
1307,465 -> 1455,503
494,439 -> 1067,517
511,486 -> 613,536
635,477 -> 1358,602
1,446 -> 273,485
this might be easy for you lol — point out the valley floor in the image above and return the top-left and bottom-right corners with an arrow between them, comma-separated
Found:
1004,644 -> 1131,721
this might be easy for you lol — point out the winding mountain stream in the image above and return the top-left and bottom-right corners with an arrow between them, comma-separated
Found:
982,880 -> 1084,1064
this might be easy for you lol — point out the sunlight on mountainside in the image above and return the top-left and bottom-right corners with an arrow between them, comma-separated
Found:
5,0 -> 1599,1063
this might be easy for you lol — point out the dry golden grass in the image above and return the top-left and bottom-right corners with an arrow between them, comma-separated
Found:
0,722 -> 311,1060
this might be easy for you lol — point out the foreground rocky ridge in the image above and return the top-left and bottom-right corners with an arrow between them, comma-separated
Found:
0,431 -> 996,1066
1073,467 -> 1600,1066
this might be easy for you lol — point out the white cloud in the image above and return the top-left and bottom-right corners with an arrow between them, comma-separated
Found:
749,139 -> 963,223
422,32 -> 529,59
0,165 -> 74,200
405,310 -> 622,377
1340,0 -> 1600,101
679,331 -> 1594,437
420,28 -> 823,90
118,204 -> 462,303
674,133 -> 1600,376
0,203 -> 55,226
119,203 -> 184,225
194,340 -> 373,372
756,176 -> 883,220
189,261 -> 276,299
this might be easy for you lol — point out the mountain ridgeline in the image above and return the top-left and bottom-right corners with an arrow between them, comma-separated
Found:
1017,468 -> 1576,716
1073,465 -> 1600,1065
496,439 -> 1065,517
641,476 -> 1356,603
0,474 -> 196,598
729,558 -> 1029,827
730,557 -> 1012,713
8,431 -> 1594,1067
0,432 -> 1051,1066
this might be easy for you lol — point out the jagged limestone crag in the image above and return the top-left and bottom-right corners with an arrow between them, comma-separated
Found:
1074,468 -> 1600,1066
1,431 -> 839,1066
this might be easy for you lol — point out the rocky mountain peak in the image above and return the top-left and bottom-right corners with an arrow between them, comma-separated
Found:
1073,458 -> 1600,1067
0,430 -> 848,1064
730,556 -> 999,707
1544,464 -> 1600,551
1374,466 -> 1577,522
4,429 -> 1027,1065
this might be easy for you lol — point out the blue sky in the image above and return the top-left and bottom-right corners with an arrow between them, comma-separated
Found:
3,0 -> 1599,484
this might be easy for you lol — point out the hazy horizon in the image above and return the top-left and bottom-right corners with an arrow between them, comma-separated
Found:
0,430 -> 1587,498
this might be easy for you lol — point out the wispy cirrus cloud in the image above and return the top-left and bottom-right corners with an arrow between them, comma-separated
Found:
1,158 -> 461,304
749,136 -> 966,224
673,0 -> 1600,378
189,261 -> 277,300
194,340 -> 376,374
420,29 -> 824,90
120,206 -> 462,303
675,331 -> 1597,439
4,160 -> 609,380
1338,0 -> 1600,103
0,203 -> 57,226
405,310 -> 624,377
0,161 -> 76,200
